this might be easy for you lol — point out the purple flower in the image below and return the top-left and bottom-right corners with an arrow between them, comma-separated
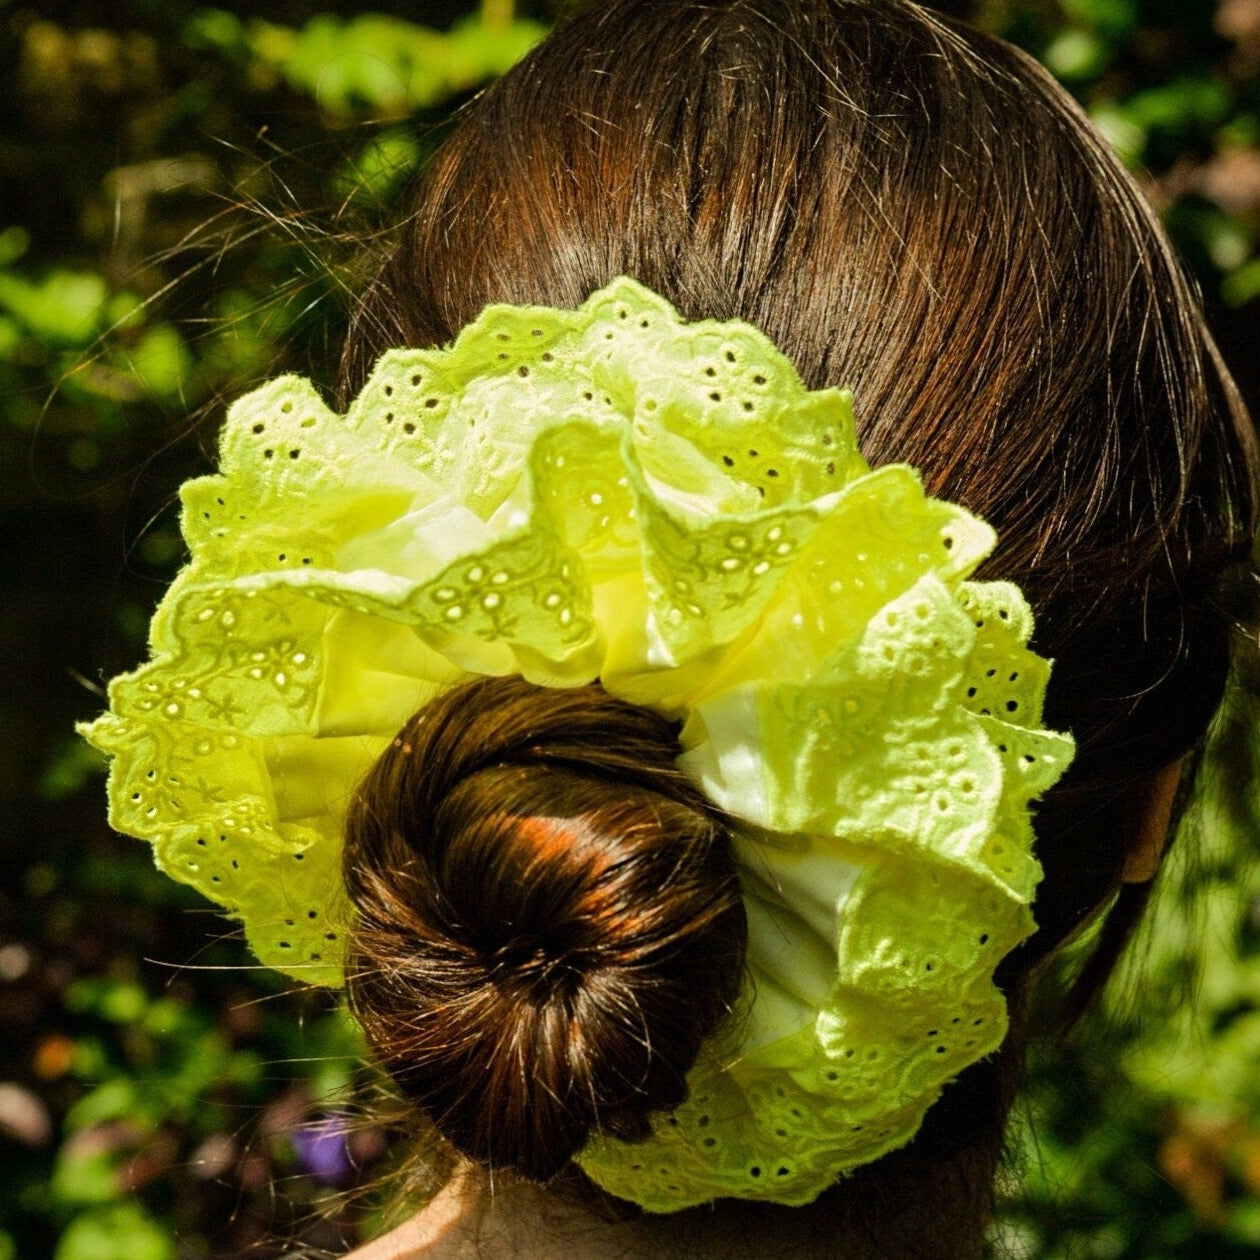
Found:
292,1113 -> 354,1185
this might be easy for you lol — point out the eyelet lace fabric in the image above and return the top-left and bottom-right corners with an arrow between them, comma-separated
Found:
81,277 -> 1073,1210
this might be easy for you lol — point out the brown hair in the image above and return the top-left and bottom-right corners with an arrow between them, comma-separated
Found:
343,676 -> 745,1182
337,0 -> 1256,1234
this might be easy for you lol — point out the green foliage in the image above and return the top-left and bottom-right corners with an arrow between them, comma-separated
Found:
2,5 -> 537,1257
1224,256 -> 1260,305
53,1204 -> 173,1260
0,269 -> 109,347
246,13 -> 545,117
2,2 -> 1258,1258
28,955 -> 364,1251
995,663 -> 1260,1254
38,740 -> 108,802
334,129 -> 426,206
988,0 -> 1260,310
184,8 -> 544,118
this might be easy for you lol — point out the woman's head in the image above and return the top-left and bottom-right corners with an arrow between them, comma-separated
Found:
338,0 -> 1255,1209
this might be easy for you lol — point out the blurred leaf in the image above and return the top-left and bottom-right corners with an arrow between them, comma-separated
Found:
160,1029 -> 241,1115
1218,115 -> 1260,151
0,314 -> 20,360
1126,77 -> 1232,136
245,13 -> 545,116
136,528 -> 183,570
69,1038 -> 109,1083
52,1203 -> 173,1260
38,739 -> 107,801
1226,1197 -> 1260,1244
1090,101 -> 1148,166
1223,258 -> 1260,306
1045,27 -> 1108,79
0,227 -> 30,267
121,324 -> 193,402
64,1080 -> 144,1134
50,1144 -> 123,1208
335,129 -> 423,207
103,291 -> 146,334
64,978 -> 148,1025
184,8 -> 246,55
0,270 -> 106,346
1061,0 -> 1138,39
139,998 -> 187,1038
301,1002 -> 366,1101
73,851 -> 201,906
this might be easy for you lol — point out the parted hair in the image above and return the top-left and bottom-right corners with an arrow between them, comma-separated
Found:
336,0 -> 1257,1235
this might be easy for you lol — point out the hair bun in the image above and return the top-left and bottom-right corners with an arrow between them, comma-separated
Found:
343,676 -> 746,1181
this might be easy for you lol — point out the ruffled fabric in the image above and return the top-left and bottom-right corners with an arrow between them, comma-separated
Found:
81,277 -> 1073,1210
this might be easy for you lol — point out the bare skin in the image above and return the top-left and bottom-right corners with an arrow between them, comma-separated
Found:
345,1161 -> 988,1260
1120,759 -> 1183,884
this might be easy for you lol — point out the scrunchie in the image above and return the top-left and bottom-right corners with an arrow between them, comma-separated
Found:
82,277 -> 1073,1209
